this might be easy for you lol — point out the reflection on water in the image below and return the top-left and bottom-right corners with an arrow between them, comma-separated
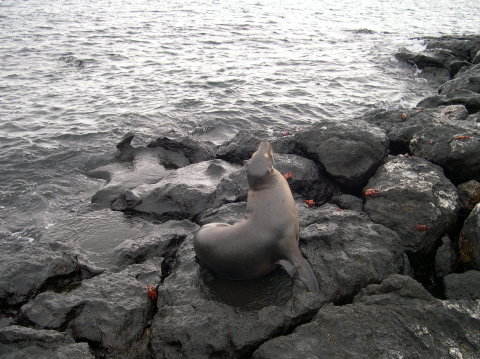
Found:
197,265 -> 294,311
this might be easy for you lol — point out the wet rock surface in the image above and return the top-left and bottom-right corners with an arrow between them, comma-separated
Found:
443,270 -> 480,300
298,204 -> 405,303
111,159 -> 240,219
0,325 -> 95,359
253,275 -> 480,359
0,239 -> 99,309
458,180 -> 480,210
363,155 -> 459,255
20,260 -> 162,359
147,130 -> 217,164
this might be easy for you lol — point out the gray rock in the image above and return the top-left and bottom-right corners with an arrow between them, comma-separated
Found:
424,35 -> 480,62
331,193 -> 364,212
111,159 -> 240,219
87,153 -> 169,207
459,203 -> 480,269
359,105 -> 469,154
147,130 -> 216,164
150,238 -> 322,359
21,260 -> 161,358
435,235 -> 457,278
0,239 -> 99,308
112,219 -> 198,266
467,111 -> 480,122
294,119 -> 389,190
363,155 -> 459,254
197,202 -> 246,225
418,89 -> 480,113
440,64 -> 480,96
409,118 -> 480,183
253,275 -> 480,359
0,325 -> 94,359
216,127 -> 296,164
274,153 -> 338,202
457,180 -> 480,210
395,47 -> 457,70
444,270 -> 480,299
473,50 -> 480,65
298,204 -> 405,303
214,165 -> 249,204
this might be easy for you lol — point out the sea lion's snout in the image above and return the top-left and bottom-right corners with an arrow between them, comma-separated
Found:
248,141 -> 275,187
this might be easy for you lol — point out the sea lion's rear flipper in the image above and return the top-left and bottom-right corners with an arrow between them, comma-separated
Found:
279,257 -> 320,294
278,259 -> 295,276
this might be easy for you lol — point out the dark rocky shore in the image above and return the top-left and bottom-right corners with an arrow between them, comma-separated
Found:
2,35 -> 480,359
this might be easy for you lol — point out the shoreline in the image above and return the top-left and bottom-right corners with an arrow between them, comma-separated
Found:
1,34 -> 480,358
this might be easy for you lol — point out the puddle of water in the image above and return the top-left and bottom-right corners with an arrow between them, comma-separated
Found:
197,266 -> 294,311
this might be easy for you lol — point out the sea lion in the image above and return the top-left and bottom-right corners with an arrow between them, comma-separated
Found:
193,141 -> 320,293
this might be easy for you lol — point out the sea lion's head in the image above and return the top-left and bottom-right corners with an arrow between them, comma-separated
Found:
247,141 -> 275,188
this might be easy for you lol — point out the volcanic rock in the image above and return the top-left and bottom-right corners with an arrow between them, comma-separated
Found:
363,155 -> 459,254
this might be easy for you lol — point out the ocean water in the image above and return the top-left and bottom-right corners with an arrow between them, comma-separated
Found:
1,0 -> 479,246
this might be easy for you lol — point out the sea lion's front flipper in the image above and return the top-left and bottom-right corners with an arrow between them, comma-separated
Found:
279,257 -> 320,294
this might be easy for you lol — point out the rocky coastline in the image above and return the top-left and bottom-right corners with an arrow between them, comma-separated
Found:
1,35 -> 480,358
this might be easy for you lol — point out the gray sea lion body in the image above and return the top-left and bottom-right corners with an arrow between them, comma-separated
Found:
194,141 -> 320,293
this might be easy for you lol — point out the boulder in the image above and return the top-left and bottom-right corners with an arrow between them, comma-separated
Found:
457,180 -> 480,211
443,270 -> 480,299
424,35 -> 480,62
409,119 -> 480,183
467,111 -> 480,122
298,204 -> 405,303
112,219 -> 198,266
439,64 -> 480,96
274,153 -> 338,202
20,260 -> 161,358
0,239 -> 99,308
0,325 -> 94,359
330,193 -> 364,212
215,127 -> 296,164
435,235 -> 457,278
253,275 -> 480,359
395,47 -> 456,71
363,155 -> 459,254
197,202 -> 246,225
147,130 -> 216,164
359,105 -> 469,154
111,159 -> 240,219
294,119 -> 389,190
214,165 -> 249,204
87,154 -> 168,207
418,89 -> 480,113
458,203 -> 480,269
